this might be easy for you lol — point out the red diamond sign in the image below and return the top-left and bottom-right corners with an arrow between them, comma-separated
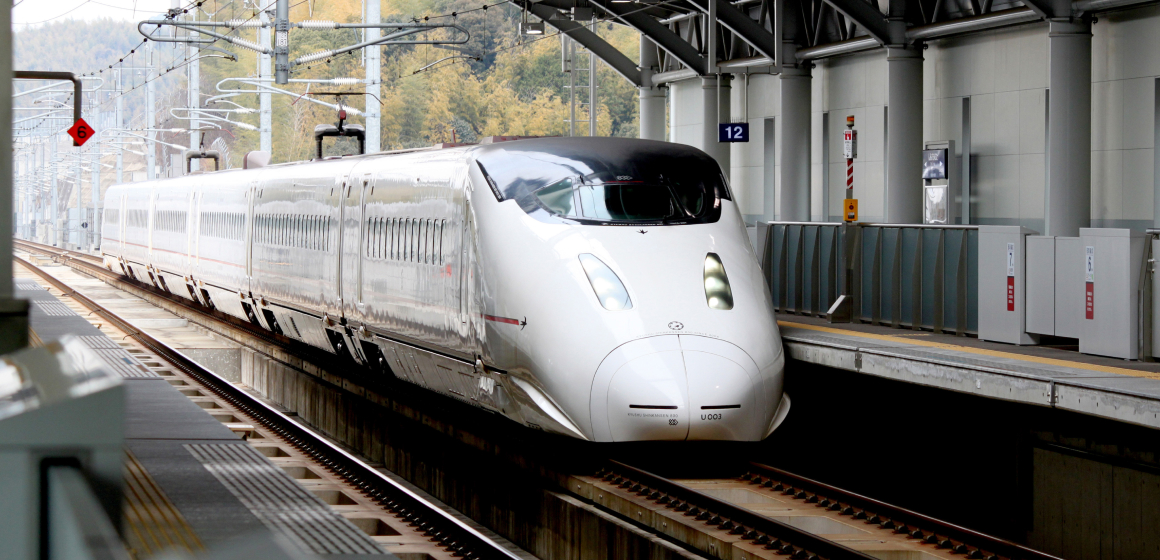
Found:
67,118 -> 93,147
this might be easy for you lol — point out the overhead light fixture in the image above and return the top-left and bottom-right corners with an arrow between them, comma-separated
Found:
519,21 -> 545,35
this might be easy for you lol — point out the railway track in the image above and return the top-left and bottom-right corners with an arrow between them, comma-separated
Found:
16,239 -> 1062,560
14,242 -> 523,560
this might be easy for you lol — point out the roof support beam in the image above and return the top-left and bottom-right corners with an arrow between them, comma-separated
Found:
1018,0 -> 1054,18
587,0 -> 709,75
683,0 -> 780,63
819,0 -> 893,43
523,2 -> 644,86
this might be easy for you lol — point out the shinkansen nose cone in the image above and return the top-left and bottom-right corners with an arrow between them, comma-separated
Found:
590,336 -> 767,442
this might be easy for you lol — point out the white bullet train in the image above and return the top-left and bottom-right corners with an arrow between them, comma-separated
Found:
101,137 -> 788,441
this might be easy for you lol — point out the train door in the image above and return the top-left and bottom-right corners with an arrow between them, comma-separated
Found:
186,191 -> 196,275
460,202 -> 482,355
338,175 -> 368,319
147,190 -> 157,257
244,181 -> 257,296
193,191 -> 202,267
355,173 -> 372,315
117,195 -> 126,254
322,176 -> 343,318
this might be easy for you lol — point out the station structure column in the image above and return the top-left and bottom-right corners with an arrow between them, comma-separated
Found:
365,0 -> 381,153
700,75 -> 731,173
638,37 -> 666,141
779,42 -> 812,222
884,45 -> 923,224
1044,18 -> 1092,237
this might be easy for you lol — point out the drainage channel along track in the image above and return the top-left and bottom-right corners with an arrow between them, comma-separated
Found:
15,250 -> 523,560
579,461 -> 1063,560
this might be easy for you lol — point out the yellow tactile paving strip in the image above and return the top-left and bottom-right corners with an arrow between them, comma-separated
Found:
779,320 -> 1160,380
122,450 -> 204,559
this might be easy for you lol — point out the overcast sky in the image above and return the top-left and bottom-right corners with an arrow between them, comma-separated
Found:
14,0 -> 176,27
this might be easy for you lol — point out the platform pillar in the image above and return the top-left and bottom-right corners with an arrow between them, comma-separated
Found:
884,46 -> 923,224
638,37 -> 666,141
779,43 -> 812,222
0,2 -> 27,351
1044,19 -> 1092,237
701,75 -> 731,175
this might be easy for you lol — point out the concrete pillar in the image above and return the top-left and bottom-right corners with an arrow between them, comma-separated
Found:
50,141 -> 58,246
779,44 -> 812,222
259,10 -> 273,154
884,46 -> 923,224
90,144 -> 100,251
1155,78 -> 1160,228
365,0 -> 381,153
639,37 -> 666,141
1044,19 -> 1092,237
146,42 -> 157,181
701,76 -> 730,174
75,155 -> 82,248
115,70 -> 124,184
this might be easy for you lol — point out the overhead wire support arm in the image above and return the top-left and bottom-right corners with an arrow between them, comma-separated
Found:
13,72 -> 81,128
290,24 -> 470,66
138,19 -> 271,53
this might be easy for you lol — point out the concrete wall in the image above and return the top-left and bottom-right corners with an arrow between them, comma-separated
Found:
1091,5 -> 1160,231
925,22 -> 1049,231
665,4 -> 1160,229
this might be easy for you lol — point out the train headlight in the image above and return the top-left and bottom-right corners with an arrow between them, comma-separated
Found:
578,254 -> 632,310
703,253 -> 734,310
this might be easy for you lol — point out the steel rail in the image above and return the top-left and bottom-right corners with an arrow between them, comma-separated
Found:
744,463 -> 1064,560
14,244 -> 523,560
18,239 -> 1051,560
604,461 -> 878,560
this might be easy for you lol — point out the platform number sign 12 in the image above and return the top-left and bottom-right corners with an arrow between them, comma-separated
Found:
1085,246 -> 1095,320
718,122 -> 749,143
67,118 -> 93,147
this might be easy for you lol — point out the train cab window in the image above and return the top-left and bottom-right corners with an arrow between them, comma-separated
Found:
475,139 -> 729,226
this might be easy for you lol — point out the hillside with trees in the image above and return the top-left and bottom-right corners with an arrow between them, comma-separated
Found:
15,0 -> 642,167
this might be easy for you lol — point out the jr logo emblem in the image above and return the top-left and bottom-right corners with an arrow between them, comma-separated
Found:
667,321 -> 684,331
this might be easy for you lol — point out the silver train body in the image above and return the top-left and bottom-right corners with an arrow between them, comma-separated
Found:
101,137 -> 788,441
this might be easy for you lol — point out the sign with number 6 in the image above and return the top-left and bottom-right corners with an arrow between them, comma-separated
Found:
718,122 -> 749,143
67,118 -> 93,147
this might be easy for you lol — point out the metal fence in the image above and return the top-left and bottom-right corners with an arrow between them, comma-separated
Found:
758,222 -> 979,335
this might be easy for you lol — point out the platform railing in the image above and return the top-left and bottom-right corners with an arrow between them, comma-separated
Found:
758,221 -> 979,335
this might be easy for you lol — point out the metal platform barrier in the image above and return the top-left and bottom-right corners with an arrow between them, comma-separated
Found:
758,221 -> 978,335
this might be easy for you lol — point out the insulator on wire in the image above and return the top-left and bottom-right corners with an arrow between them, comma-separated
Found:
298,20 -> 339,29
294,49 -> 336,64
228,38 -> 265,53
225,19 -> 263,28
329,78 -> 362,85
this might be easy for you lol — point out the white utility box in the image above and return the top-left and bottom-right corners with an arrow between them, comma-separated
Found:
1053,237 -> 1084,338
1078,228 -> 1145,359
978,226 -> 1037,344
1025,236 -> 1056,335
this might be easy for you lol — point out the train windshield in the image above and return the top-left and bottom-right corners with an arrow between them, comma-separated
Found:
475,139 -> 730,226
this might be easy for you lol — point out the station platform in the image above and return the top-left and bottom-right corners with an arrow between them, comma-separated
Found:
15,271 -> 395,559
777,314 -> 1160,430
